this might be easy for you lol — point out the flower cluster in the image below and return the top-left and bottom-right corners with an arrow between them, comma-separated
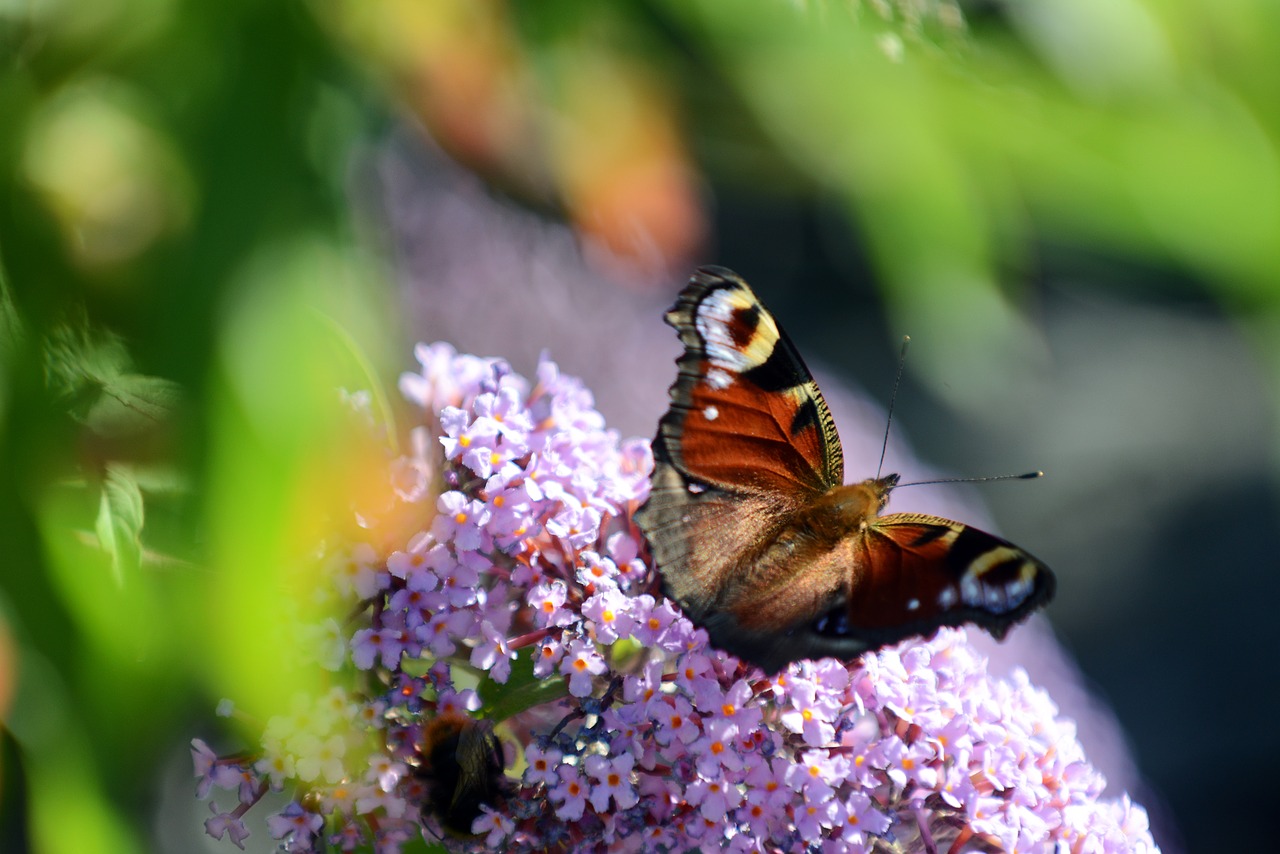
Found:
193,342 -> 1160,853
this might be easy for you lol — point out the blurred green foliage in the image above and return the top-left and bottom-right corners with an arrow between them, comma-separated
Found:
2,0 -> 1278,851
1,2 -> 398,851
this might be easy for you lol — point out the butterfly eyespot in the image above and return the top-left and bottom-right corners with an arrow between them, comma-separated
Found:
906,598 -> 919,612
687,483 -> 705,495
960,575 -> 983,607
703,406 -> 719,421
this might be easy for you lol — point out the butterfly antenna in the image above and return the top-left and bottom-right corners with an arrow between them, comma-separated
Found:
897,471 -> 1044,489
876,335 -> 911,480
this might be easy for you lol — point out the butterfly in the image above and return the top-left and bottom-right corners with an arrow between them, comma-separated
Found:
415,713 -> 508,837
634,266 -> 1055,674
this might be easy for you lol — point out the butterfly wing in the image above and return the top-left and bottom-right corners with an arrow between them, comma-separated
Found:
638,464 -> 798,621
833,512 -> 1055,645
636,267 -> 844,620
649,266 -> 843,495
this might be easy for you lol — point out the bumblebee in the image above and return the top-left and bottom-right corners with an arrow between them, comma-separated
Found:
415,713 -> 508,836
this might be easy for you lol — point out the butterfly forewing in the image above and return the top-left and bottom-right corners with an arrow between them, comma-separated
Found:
651,266 -> 843,495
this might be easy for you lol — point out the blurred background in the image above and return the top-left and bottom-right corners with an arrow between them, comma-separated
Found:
2,1 -> 1275,851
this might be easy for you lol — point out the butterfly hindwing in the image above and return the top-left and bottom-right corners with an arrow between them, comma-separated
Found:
640,462 -> 801,621
843,513 -> 1054,640
676,505 -> 1052,674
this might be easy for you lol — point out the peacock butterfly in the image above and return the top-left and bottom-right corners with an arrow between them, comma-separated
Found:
634,266 -> 1055,674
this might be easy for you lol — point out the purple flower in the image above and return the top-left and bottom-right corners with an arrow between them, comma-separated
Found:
833,790 -> 891,845
350,626 -> 406,671
549,764 -> 589,820
329,543 -> 387,600
439,405 -> 500,467
560,637 -> 607,697
794,795 -> 839,841
651,694 -> 699,746
385,532 -> 436,583
190,739 -> 219,796
193,344 -> 1163,854
469,619 -> 515,683
527,580 -> 574,628
473,806 -> 516,845
400,342 -> 486,411
532,633 -> 565,677
786,749 -> 843,803
482,466 -> 542,542
691,717 -> 746,778
473,387 -> 535,443
700,678 -> 762,734
431,491 -> 491,551
584,752 -> 639,812
580,587 -> 634,643
686,773 -> 743,822
205,803 -> 250,850
880,737 -> 938,789
523,743 -> 562,787
266,801 -> 324,843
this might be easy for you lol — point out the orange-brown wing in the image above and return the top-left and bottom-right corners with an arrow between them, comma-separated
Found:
648,266 -> 843,496
835,512 -> 1054,642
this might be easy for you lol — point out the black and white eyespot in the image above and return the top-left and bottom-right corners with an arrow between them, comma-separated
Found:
696,287 -> 779,374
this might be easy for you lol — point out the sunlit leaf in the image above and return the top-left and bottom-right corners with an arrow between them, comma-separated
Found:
480,654 -> 570,724
84,373 -> 181,438
94,463 -> 143,585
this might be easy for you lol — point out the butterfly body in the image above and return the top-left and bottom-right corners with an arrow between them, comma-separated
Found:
636,267 -> 1054,674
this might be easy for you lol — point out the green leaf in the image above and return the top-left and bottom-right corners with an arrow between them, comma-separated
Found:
86,373 -> 182,438
95,464 -> 144,585
128,463 -> 189,496
480,653 -> 570,723
43,321 -> 129,401
41,321 -> 182,437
